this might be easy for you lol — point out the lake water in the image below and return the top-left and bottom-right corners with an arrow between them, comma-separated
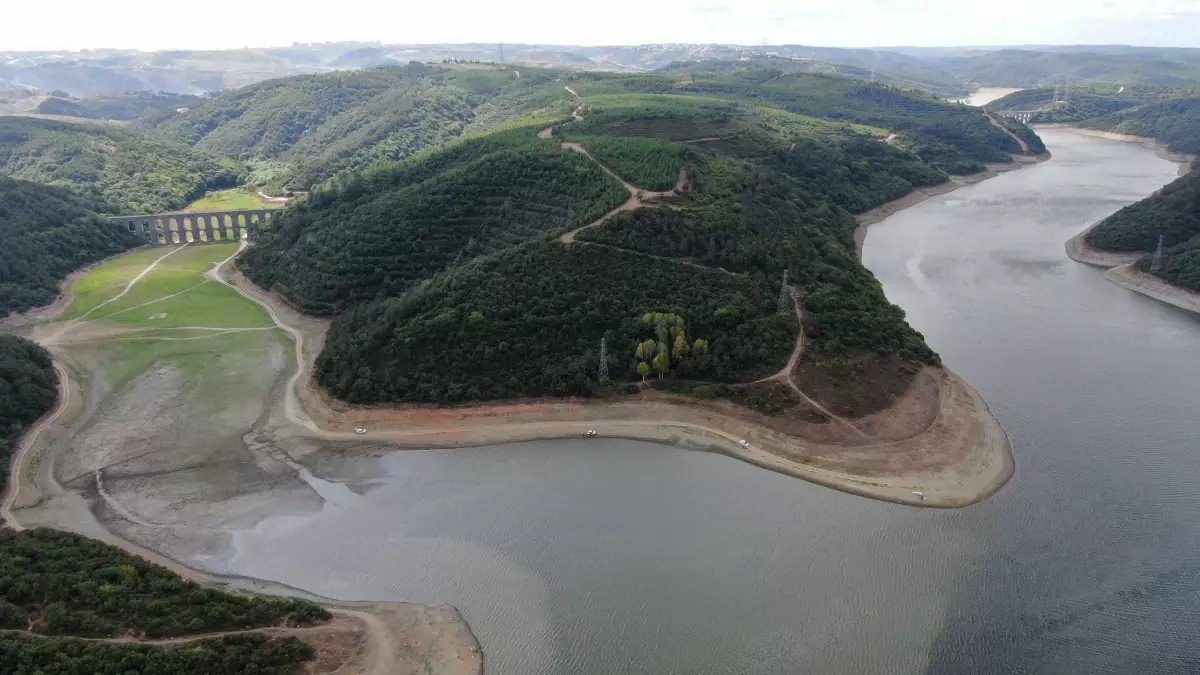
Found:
221,128 -> 1200,674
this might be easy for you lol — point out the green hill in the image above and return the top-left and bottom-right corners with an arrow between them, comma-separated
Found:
0,117 -> 241,214
239,74 -> 1028,404
942,49 -> 1200,88
1079,97 -> 1200,154
0,177 -> 139,317
34,91 -> 206,121
141,63 -> 572,191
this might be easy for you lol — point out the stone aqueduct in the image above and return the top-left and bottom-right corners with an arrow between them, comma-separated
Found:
108,209 -> 279,245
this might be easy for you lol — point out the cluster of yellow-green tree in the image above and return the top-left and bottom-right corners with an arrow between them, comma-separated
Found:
633,312 -> 709,382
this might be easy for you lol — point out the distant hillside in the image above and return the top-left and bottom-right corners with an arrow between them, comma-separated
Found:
34,91 -> 205,121
941,49 -> 1200,88
141,63 -> 571,191
0,116 -> 241,214
0,177 -> 138,317
241,76 -> 1041,405
1079,98 -> 1200,154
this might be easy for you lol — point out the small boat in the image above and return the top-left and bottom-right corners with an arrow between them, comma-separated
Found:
912,491 -> 926,501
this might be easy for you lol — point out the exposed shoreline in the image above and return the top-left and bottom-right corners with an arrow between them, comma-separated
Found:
1054,127 -> 1200,311
218,263 -> 1014,508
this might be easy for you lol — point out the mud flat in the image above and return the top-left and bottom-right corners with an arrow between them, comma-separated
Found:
4,245 -> 482,675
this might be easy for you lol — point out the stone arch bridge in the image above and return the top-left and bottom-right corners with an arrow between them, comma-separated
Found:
108,209 -> 279,245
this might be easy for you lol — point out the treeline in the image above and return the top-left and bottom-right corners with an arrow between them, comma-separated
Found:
316,242 -> 794,402
763,136 -> 947,213
1086,168 -> 1200,252
578,156 -> 939,364
35,91 -> 206,121
0,117 -> 241,214
0,335 -> 57,487
0,633 -> 313,675
1080,97 -> 1200,154
1137,235 -> 1200,291
0,529 -> 329,637
142,63 -> 570,190
240,133 -> 628,314
0,178 -> 139,317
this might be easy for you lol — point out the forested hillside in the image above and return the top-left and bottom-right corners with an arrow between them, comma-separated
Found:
1086,160 -> 1200,291
34,91 -> 206,121
241,129 -> 628,314
1080,97 -> 1200,154
240,72 -> 1034,404
0,530 -> 325,674
939,49 -> 1200,88
0,178 -> 139,317
141,63 -> 571,191
0,335 -> 57,486
0,117 -> 241,214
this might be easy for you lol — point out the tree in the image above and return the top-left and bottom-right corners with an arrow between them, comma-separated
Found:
636,361 -> 650,383
673,333 -> 689,358
693,339 -> 709,356
652,352 -> 670,379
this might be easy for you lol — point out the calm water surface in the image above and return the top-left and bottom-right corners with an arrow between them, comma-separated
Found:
223,128 -> 1200,674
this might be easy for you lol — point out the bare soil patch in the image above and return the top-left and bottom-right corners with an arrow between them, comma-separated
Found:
792,353 -> 923,419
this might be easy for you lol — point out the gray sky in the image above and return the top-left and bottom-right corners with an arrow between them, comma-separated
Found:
5,0 -> 1200,51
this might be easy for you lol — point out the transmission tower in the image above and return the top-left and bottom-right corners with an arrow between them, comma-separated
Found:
1151,234 -> 1165,273
498,41 -> 505,63
777,270 -> 791,317
597,337 -> 609,383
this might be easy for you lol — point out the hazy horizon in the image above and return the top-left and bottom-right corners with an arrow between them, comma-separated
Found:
4,0 -> 1199,53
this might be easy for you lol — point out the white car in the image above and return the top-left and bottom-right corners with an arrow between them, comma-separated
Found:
354,428 -> 367,435
584,430 -> 597,437
739,439 -> 750,448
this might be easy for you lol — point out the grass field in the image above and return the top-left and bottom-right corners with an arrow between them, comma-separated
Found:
185,189 -> 279,212
62,244 -> 273,328
56,244 -> 288,396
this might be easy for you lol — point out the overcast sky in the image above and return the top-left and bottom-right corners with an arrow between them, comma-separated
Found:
5,0 -> 1200,51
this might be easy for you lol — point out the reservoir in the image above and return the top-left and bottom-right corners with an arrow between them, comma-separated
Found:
219,128 -> 1200,674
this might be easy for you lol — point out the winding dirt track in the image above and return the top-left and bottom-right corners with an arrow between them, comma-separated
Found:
0,362 -> 70,530
984,110 -> 1030,154
79,245 -> 188,320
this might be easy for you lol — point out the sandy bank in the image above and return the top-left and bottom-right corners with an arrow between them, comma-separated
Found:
1104,264 -> 1200,315
1064,218 -> 1145,268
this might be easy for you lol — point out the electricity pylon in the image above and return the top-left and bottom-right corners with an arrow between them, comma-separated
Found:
1151,234 -> 1164,273
598,337 -> 609,383
777,270 -> 791,317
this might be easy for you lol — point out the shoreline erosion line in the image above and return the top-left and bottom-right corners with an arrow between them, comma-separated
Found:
1055,128 -> 1200,315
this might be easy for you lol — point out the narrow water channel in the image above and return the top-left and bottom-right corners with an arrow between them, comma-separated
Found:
220,128 -> 1200,674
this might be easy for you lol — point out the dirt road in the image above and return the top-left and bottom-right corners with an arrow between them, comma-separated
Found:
0,362 -> 70,529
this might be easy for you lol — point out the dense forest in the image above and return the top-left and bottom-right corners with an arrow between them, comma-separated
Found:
938,49 -> 1200,88
240,76 -> 985,403
317,242 -> 794,402
34,91 -> 207,121
1086,165 -> 1200,253
577,156 -> 939,365
141,63 -> 572,190
0,117 -> 241,214
0,178 -> 140,317
563,71 -> 1032,174
1080,97 -> 1200,154
0,529 -> 327,637
0,633 -> 313,675
241,131 -> 628,313
0,335 -> 58,487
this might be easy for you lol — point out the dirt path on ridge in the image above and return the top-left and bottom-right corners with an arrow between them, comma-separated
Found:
984,110 -> 1030,154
